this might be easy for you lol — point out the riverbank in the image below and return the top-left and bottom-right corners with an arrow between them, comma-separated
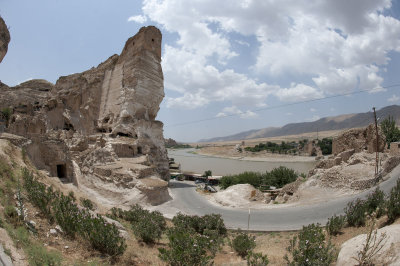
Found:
168,148 -> 316,176
196,145 -> 317,162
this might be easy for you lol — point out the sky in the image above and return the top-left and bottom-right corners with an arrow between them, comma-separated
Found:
1,0 -> 400,142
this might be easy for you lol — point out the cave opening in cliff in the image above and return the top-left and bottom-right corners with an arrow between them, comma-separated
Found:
137,146 -> 142,154
57,164 -> 66,179
117,132 -> 131,137
63,122 -> 74,131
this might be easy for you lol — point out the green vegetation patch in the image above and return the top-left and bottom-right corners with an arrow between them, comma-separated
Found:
219,166 -> 299,190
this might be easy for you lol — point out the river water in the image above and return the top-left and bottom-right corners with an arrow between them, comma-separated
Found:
167,148 -> 317,176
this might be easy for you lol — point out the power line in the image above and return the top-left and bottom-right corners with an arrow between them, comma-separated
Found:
164,83 -> 400,128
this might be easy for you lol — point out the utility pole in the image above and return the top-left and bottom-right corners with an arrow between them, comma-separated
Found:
373,107 -> 379,176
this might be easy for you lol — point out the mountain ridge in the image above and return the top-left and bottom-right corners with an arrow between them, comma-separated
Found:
199,105 -> 400,142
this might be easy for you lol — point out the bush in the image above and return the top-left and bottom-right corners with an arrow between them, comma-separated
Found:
381,116 -> 400,148
284,223 -> 336,265
27,244 -> 62,266
130,206 -> 166,244
52,193 -> 83,237
387,179 -> 400,223
365,187 -> 385,218
345,198 -> 367,227
247,252 -> 269,266
326,214 -> 345,236
317,138 -> 332,155
200,214 -> 227,236
220,167 -> 298,190
0,107 -> 12,126
4,204 -> 20,225
159,227 -> 213,266
172,213 -> 225,256
80,198 -> 94,210
231,231 -> 256,258
266,166 -> 297,188
82,214 -> 127,257
22,168 -> 55,221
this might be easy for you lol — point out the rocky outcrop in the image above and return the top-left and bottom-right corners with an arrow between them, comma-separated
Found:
332,124 -> 385,155
337,224 -> 400,265
165,138 -> 178,148
0,16 -> 10,63
0,26 -> 170,207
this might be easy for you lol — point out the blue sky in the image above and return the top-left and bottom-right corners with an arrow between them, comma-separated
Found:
1,0 -> 400,142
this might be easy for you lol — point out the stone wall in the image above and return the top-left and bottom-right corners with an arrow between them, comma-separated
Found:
332,124 -> 385,155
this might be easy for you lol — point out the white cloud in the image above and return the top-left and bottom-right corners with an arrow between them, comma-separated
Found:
388,94 -> 400,102
235,40 -> 250,46
162,45 -> 275,109
139,0 -> 400,110
216,106 -> 257,119
127,15 -> 147,24
310,108 -> 317,112
275,84 -> 323,102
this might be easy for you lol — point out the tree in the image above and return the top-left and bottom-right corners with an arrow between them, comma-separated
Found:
1,107 -> 12,127
380,116 -> 400,148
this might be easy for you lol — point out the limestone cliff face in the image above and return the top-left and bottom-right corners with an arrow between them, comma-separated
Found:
0,26 -> 170,207
0,16 -> 10,63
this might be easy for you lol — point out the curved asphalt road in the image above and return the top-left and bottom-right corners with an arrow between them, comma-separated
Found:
157,165 -> 400,231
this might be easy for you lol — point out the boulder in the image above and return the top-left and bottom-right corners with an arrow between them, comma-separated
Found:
0,16 -> 10,63
337,224 -> 400,265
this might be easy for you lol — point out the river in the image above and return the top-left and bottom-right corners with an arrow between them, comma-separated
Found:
167,148 -> 317,176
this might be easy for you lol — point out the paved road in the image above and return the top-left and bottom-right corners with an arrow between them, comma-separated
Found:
157,165 -> 400,231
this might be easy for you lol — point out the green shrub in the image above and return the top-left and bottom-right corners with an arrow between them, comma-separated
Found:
131,206 -> 166,244
82,214 -> 126,257
232,231 -> 256,258
199,214 -> 227,236
266,166 -> 297,188
172,213 -> 227,236
27,244 -> 62,266
22,168 -> 55,221
159,226 -> 213,266
365,187 -> 385,218
68,191 -> 76,202
172,212 -> 201,232
1,107 -> 12,127
247,251 -> 269,265
387,179 -> 400,223
220,167 -> 298,190
284,223 -> 336,265
381,116 -> 400,148
317,138 -> 332,155
4,204 -> 20,225
52,193 -> 83,237
326,214 -> 345,236
80,198 -> 94,210
220,172 -> 262,189
345,198 -> 367,227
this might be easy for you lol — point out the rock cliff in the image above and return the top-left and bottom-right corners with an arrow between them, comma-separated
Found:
0,26 -> 170,207
0,16 -> 10,63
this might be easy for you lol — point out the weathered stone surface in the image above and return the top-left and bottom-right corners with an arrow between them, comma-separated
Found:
165,138 -> 178,148
0,16 -> 10,63
337,224 -> 400,266
0,26 -> 170,207
332,124 -> 385,155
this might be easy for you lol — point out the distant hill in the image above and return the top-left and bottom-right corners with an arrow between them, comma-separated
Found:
199,105 -> 400,142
